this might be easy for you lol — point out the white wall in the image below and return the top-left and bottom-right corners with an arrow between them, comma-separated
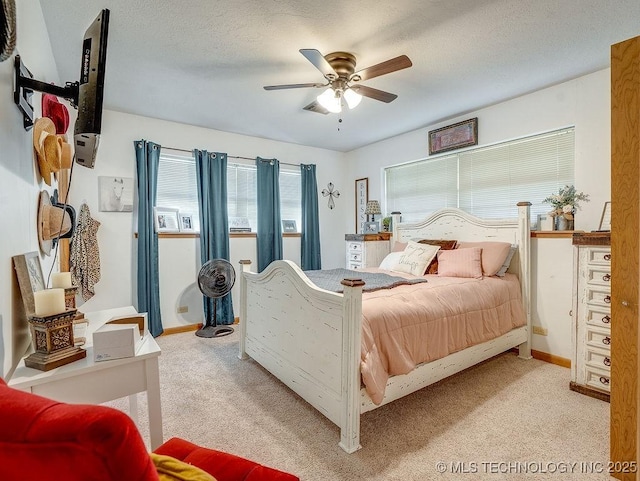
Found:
345,70 -> 611,359
67,110 -> 346,329
0,1 -> 64,378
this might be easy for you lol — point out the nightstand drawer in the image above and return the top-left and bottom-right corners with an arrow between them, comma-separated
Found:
348,262 -> 362,270
347,242 -> 363,253
348,252 -> 362,263
585,366 -> 610,392
586,266 -> 611,287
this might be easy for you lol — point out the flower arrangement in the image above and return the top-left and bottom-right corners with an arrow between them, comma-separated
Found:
543,185 -> 589,220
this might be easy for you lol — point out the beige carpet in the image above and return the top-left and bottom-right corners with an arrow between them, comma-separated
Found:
106,331 -> 612,481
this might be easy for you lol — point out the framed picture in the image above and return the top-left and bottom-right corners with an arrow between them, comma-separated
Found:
98,176 -> 134,212
178,212 -> 195,232
537,213 -> 554,231
428,117 -> 478,155
355,177 -> 369,234
229,217 -> 251,233
12,251 -> 46,315
363,221 -> 380,234
282,219 -> 297,233
154,207 -> 180,233
598,201 -> 611,231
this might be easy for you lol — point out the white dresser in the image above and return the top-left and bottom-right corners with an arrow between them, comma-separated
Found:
570,232 -> 611,402
345,233 -> 391,269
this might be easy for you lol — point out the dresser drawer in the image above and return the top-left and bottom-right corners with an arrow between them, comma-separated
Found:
587,248 -> 611,266
585,306 -> 612,329
585,286 -> 612,308
348,262 -> 362,270
585,326 -> 611,351
348,252 -> 362,263
585,347 -> 611,372
585,266 -> 612,287
585,366 -> 611,392
347,242 -> 363,253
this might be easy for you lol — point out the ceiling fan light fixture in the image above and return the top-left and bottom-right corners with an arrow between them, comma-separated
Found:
343,88 -> 362,109
317,88 -> 342,113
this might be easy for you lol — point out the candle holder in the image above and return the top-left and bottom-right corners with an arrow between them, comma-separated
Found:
63,286 -> 77,309
26,308 -> 86,371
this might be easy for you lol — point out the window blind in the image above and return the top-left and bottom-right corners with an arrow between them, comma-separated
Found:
385,128 -> 575,224
157,152 -> 201,231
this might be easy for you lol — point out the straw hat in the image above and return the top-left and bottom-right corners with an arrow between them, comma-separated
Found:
33,118 -> 62,186
42,94 -> 70,134
37,190 -> 72,256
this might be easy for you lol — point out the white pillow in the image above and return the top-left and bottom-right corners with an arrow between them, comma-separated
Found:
392,241 -> 440,276
379,252 -> 405,272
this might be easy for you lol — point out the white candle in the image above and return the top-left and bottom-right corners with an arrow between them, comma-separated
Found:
51,272 -> 73,289
33,288 -> 66,317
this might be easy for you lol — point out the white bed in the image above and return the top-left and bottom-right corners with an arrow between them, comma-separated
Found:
238,203 -> 532,453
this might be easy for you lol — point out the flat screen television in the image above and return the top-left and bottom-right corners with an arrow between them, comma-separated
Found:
14,9 -> 110,169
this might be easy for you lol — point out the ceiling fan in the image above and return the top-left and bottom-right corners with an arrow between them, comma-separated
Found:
263,49 -> 412,114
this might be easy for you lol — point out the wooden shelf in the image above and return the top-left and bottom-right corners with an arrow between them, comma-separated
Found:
530,230 -> 584,238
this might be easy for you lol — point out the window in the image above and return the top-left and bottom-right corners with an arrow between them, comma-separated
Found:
156,152 -> 302,233
385,128 -> 575,224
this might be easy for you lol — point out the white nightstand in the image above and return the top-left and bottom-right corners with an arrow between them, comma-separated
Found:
345,232 -> 392,269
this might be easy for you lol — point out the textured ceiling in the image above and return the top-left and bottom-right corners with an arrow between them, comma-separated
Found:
38,0 -> 640,152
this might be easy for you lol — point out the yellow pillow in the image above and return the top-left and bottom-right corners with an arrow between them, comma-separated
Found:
151,453 -> 217,481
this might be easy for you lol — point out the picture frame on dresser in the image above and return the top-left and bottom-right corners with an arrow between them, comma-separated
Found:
355,177 -> 368,234
598,201 -> 611,231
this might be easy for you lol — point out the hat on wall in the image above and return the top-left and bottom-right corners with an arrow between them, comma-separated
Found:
42,94 -> 70,134
37,190 -> 72,256
33,118 -> 62,186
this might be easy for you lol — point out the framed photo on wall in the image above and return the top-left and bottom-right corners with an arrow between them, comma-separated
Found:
355,177 -> 369,234
98,176 -> 134,212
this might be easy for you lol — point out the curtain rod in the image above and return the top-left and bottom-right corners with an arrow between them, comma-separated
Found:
161,145 -> 300,167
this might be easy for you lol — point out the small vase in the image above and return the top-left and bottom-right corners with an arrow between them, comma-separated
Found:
556,216 -> 574,231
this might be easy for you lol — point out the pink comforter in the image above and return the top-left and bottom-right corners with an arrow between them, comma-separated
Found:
360,272 -> 526,404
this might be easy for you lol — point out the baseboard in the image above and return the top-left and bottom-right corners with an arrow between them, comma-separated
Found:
161,317 -> 239,336
531,349 -> 571,368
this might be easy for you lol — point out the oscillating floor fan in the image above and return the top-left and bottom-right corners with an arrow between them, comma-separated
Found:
195,259 -> 235,338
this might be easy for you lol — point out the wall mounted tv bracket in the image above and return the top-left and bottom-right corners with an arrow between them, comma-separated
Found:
14,55 -> 79,131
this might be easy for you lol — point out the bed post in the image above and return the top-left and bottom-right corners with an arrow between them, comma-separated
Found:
238,260 -> 252,360
516,202 -> 532,360
339,278 -> 364,454
391,212 -> 402,245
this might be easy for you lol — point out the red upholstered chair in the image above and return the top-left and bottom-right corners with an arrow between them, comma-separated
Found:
0,378 -> 298,481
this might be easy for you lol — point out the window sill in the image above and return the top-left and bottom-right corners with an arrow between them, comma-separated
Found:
134,232 -> 302,239
530,230 -> 584,238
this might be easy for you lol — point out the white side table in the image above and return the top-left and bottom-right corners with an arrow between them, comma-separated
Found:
8,306 -> 164,449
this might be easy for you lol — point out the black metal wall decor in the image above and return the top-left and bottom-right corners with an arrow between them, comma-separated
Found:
321,182 -> 340,209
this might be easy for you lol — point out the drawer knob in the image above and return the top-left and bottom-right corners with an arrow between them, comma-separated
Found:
603,274 -> 611,282
603,336 -> 611,346
602,315 -> 611,324
599,376 -> 610,385
604,254 -> 611,261
622,300 -> 629,307
604,295 -> 611,304
604,357 -> 611,367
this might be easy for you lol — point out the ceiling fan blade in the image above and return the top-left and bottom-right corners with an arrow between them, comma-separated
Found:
264,82 -> 325,90
352,55 -> 412,82
300,49 -> 338,79
303,100 -> 330,115
352,85 -> 398,103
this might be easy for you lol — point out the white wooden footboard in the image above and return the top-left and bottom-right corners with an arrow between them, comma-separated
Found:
239,203 -> 532,453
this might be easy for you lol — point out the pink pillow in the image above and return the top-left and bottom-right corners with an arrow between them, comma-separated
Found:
392,241 -> 407,253
456,241 -> 512,277
437,247 -> 483,279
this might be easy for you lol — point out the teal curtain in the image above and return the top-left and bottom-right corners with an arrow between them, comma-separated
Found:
256,157 -> 282,271
194,150 -> 234,325
134,140 -> 163,337
300,164 -> 321,270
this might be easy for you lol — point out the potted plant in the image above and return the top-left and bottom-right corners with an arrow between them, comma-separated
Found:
543,185 -> 589,230
382,216 -> 392,232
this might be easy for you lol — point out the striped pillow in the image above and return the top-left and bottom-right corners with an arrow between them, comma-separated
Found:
437,247 -> 483,279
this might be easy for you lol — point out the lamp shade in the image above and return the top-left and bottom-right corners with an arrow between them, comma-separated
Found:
317,88 -> 342,113
364,200 -> 382,216
343,88 -> 362,109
